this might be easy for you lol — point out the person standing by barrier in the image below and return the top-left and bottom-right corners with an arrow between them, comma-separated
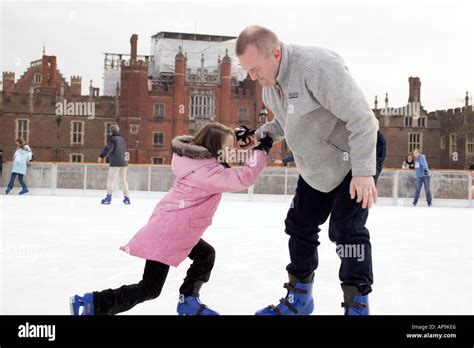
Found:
412,148 -> 432,207
98,125 -> 131,205
402,154 -> 415,169
5,138 -> 32,195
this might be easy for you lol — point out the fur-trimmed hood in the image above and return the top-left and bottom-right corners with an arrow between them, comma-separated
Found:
171,135 -> 214,159
171,135 -> 217,179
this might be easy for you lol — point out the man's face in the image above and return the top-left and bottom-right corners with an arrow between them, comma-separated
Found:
238,44 -> 281,88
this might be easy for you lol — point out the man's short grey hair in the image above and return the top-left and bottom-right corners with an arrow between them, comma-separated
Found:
111,125 -> 120,133
236,25 -> 280,57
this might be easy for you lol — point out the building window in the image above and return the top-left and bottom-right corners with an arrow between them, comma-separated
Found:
440,136 -> 446,150
153,104 -> 165,119
189,89 -> 215,120
238,107 -> 249,122
152,132 -> 164,146
449,133 -> 457,154
408,133 -> 422,153
417,116 -> 427,128
404,116 -> 413,127
104,122 -> 117,145
34,73 -> 42,84
16,119 -> 29,143
71,121 -> 84,145
16,119 -> 29,142
70,153 -> 83,163
466,133 -> 474,155
151,157 -> 165,165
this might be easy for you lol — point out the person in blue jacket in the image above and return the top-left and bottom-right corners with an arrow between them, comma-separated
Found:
5,138 -> 33,195
412,148 -> 432,207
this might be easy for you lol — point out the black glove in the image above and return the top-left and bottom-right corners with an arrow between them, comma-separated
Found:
255,135 -> 273,154
423,169 -> 429,176
235,125 -> 256,146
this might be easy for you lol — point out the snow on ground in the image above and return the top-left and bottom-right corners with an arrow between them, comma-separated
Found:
0,193 -> 472,315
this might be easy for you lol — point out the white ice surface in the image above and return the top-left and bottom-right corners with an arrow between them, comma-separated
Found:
0,194 -> 472,315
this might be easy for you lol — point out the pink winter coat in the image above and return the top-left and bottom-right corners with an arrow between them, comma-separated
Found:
120,135 -> 268,267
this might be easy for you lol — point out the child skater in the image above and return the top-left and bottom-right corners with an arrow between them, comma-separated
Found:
70,122 -> 273,315
5,138 -> 33,195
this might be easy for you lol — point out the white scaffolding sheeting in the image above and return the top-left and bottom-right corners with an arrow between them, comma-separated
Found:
103,68 -> 121,96
151,38 -> 247,81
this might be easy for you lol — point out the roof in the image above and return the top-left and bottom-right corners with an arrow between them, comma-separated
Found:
151,31 -> 236,42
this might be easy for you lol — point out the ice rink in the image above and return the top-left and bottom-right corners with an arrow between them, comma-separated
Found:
1,193 -> 472,315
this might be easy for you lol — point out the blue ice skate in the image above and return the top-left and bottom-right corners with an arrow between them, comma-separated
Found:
101,194 -> 112,205
341,284 -> 369,315
19,188 -> 29,195
70,292 -> 94,316
123,196 -> 131,205
177,295 -> 219,316
255,272 -> 314,315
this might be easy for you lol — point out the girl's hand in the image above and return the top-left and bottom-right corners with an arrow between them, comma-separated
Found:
235,126 -> 256,149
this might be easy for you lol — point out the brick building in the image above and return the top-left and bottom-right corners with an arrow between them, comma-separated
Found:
375,77 -> 473,169
0,32 -> 285,165
435,94 -> 474,170
1,33 -> 472,170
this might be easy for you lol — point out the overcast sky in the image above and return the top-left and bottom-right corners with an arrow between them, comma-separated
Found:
1,0 -> 472,110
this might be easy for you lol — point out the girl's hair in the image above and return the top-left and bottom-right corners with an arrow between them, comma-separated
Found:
193,122 -> 236,158
16,138 -> 25,147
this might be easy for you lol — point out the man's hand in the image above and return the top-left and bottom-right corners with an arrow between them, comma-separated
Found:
349,176 -> 377,209
254,135 -> 273,154
97,157 -> 102,163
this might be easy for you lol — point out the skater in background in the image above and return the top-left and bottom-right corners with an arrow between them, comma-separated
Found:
71,122 -> 273,316
402,154 -> 415,169
412,148 -> 432,207
5,138 -> 32,195
98,125 -> 131,205
236,26 -> 386,316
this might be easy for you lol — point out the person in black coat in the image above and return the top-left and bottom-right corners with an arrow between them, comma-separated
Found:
402,154 -> 415,169
98,125 -> 131,204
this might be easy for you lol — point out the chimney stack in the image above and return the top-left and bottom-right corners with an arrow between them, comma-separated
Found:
408,76 -> 421,103
130,34 -> 138,63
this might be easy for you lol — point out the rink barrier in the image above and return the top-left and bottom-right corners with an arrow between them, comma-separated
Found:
0,162 -> 472,206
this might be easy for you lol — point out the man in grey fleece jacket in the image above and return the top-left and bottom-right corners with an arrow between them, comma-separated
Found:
237,26 -> 386,315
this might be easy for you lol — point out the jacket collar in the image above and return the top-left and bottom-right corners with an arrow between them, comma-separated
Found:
171,135 -> 214,159
275,42 -> 291,87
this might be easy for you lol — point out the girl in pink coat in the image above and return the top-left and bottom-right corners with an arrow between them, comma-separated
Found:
71,122 -> 273,316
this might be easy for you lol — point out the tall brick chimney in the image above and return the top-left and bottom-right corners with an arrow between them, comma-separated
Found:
408,76 -> 421,103
2,72 -> 15,92
173,46 -> 187,135
40,55 -> 58,90
220,49 -> 232,123
41,55 -> 49,87
49,56 -> 57,86
130,34 -> 138,63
